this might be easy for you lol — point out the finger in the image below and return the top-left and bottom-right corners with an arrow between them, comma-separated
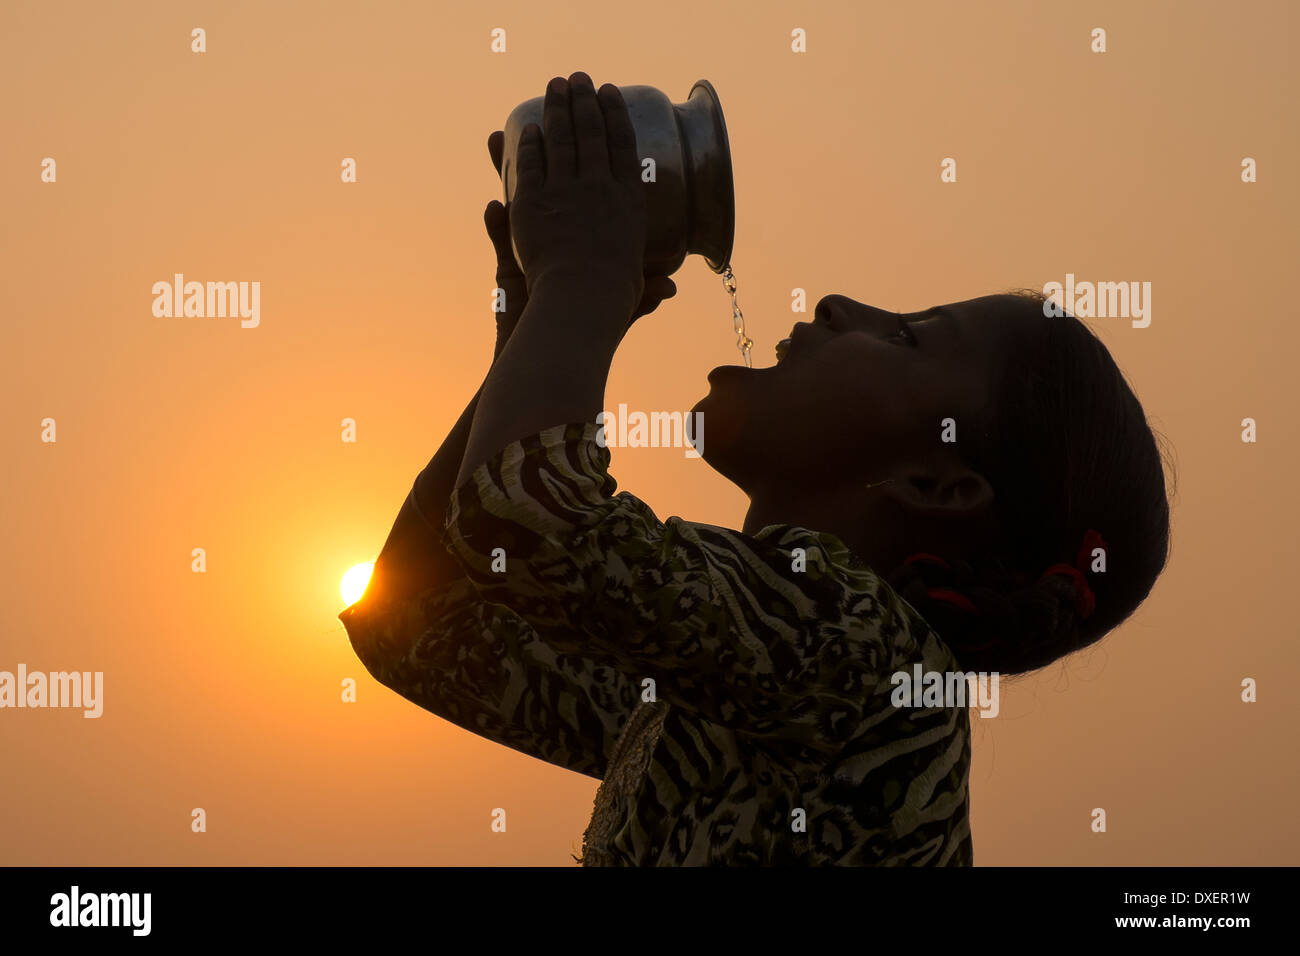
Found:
484,201 -> 523,275
599,83 -> 639,184
543,75 -> 575,180
568,72 -> 608,177
516,122 -> 545,194
488,130 -> 504,176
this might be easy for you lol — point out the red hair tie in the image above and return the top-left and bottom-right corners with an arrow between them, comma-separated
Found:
904,554 -> 978,616
923,588 -> 1000,653
923,587 -> 978,614
904,553 -> 951,569
906,556 -> 999,653
1039,528 -> 1106,620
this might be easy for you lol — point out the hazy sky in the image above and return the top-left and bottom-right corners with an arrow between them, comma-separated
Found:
2,0 -> 1296,865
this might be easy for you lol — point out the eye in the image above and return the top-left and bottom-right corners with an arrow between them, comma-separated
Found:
888,318 -> 918,346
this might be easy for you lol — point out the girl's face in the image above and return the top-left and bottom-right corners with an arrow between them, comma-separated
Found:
692,293 -> 1025,492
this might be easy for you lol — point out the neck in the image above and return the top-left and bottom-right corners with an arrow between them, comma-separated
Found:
741,482 -> 904,573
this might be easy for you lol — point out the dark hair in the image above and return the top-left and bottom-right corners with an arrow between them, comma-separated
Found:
885,290 -> 1173,676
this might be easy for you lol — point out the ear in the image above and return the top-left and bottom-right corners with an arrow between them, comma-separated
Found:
877,462 -> 994,519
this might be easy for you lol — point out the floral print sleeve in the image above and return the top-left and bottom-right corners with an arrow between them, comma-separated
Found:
346,426 -> 974,866
339,485 -> 640,781
441,421 -> 912,755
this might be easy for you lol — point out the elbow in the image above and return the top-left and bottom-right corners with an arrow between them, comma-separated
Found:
339,602 -> 403,690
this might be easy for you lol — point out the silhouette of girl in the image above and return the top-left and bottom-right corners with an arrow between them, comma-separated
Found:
340,72 -> 1171,866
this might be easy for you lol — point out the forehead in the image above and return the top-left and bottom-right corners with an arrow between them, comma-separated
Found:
938,294 -> 1037,351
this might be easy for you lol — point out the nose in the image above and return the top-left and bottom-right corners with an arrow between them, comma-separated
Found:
815,295 -> 900,334
813,295 -> 847,327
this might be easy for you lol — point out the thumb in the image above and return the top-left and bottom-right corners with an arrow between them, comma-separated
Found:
647,276 -> 676,301
629,276 -> 677,323
484,200 -> 509,240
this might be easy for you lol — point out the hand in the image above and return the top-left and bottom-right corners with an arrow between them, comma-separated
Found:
508,72 -> 673,326
485,123 -> 675,359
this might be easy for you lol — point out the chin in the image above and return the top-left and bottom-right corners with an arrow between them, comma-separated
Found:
690,388 -> 750,478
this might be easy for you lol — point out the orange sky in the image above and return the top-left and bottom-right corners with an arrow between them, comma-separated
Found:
2,0 -> 1297,865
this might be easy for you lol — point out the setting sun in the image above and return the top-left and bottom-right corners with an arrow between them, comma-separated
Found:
340,562 -> 374,607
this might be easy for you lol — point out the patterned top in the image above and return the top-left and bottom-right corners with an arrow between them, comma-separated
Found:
339,422 -> 973,866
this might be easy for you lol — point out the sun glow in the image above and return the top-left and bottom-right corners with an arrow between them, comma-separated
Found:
340,562 -> 375,606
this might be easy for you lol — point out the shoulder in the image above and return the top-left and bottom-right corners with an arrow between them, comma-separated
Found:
671,518 -> 944,663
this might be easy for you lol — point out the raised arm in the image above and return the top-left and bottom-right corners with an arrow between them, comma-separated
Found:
456,73 -> 671,487
375,95 -> 672,602
341,125 -> 651,780
361,134 -> 531,608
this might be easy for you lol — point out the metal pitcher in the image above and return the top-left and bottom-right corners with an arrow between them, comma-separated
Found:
500,79 -> 735,278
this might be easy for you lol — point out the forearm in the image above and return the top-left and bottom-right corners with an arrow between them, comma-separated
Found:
457,271 -> 636,488
366,384 -> 484,606
412,384 -> 485,529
